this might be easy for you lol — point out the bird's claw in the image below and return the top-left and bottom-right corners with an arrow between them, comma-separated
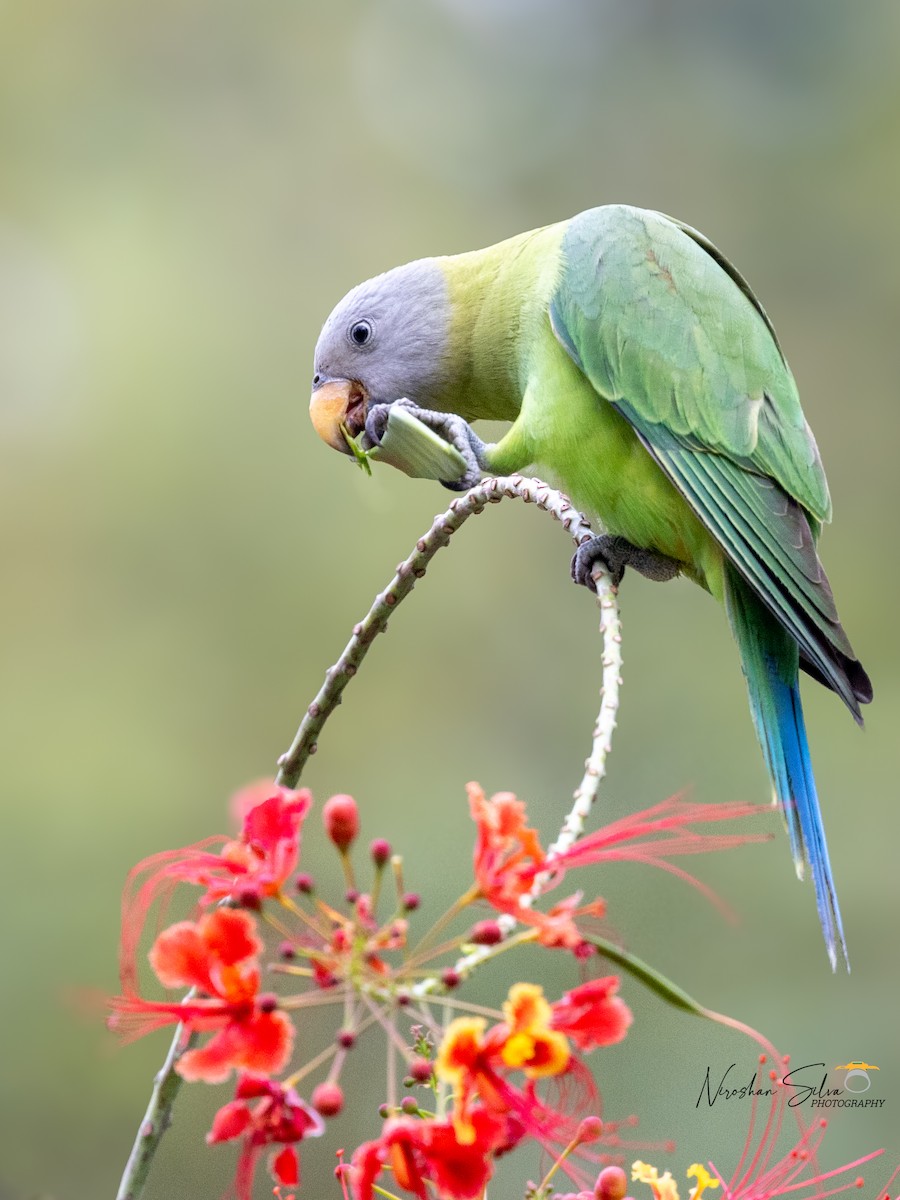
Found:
572,534 -> 682,591
364,400 -> 486,491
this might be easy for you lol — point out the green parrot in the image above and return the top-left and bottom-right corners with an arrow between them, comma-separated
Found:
309,205 -> 871,970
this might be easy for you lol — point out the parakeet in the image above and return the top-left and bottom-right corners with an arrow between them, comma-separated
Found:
309,205 -> 871,969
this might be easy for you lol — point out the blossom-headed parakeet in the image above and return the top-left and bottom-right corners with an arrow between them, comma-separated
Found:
309,205 -> 871,969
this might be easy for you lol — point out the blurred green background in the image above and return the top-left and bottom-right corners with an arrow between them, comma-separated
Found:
2,1 -> 899,1196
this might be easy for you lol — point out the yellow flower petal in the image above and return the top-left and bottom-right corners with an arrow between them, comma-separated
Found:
687,1163 -> 720,1200
631,1161 -> 681,1200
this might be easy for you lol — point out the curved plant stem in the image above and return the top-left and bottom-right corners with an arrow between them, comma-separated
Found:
275,475 -> 615,788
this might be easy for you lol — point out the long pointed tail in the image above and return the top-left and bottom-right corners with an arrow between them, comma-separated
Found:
725,564 -> 848,970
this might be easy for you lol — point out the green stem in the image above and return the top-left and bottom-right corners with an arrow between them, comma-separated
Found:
115,1020 -> 198,1200
274,476 -> 597,789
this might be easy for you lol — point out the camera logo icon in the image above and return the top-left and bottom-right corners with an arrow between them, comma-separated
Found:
834,1062 -> 880,1094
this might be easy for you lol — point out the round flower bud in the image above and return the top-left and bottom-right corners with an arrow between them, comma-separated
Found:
409,1057 -> 433,1084
441,968 -> 461,990
323,794 -> 359,851
576,1116 -> 603,1144
469,920 -> 503,946
311,1082 -> 344,1117
595,1165 -> 628,1200
402,892 -> 421,912
295,873 -> 315,894
370,838 -> 391,867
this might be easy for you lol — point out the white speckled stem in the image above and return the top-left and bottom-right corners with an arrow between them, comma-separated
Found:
548,562 -> 623,857
275,476 -> 619,795
415,547 -> 620,991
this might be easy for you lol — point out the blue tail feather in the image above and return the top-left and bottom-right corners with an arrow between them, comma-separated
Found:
725,567 -> 848,970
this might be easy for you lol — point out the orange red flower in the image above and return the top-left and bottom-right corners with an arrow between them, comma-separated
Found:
550,977 -> 633,1051
468,783 -> 545,911
351,1110 -> 515,1200
110,908 -> 294,1083
207,1073 -> 324,1200
119,782 -> 310,991
434,981 -> 604,1162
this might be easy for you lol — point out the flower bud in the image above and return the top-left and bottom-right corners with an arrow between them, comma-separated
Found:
323,794 -> 359,851
312,1082 -> 344,1117
595,1165 -> 628,1200
337,1030 -> 356,1049
409,1057 -> 433,1084
441,968 -> 461,989
257,993 -> 278,1014
278,940 -> 296,960
370,838 -> 391,867
402,892 -> 420,912
469,920 -> 503,946
400,1096 -> 419,1115
295,873 -> 315,894
576,1116 -> 603,1144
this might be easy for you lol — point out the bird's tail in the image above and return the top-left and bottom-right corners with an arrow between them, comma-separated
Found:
724,564 -> 847,971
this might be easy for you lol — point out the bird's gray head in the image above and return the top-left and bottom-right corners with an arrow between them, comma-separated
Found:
310,259 -> 450,452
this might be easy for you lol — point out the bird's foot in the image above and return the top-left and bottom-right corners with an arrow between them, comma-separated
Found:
364,401 -> 487,490
571,535 -> 682,590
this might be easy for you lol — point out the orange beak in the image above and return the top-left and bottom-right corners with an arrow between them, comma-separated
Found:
309,378 -> 368,453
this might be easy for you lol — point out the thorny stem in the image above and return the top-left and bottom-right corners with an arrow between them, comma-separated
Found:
117,476 -> 618,1200
274,475 -> 614,788
275,475 -> 622,994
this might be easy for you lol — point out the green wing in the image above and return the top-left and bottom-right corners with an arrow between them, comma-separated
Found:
549,205 -> 870,715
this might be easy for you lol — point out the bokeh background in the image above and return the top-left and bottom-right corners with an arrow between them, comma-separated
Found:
2,1 -> 899,1196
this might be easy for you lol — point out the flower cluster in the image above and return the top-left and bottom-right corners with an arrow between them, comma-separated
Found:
109,779 -> 792,1199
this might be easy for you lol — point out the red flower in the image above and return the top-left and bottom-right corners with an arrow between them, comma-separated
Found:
119,782 -> 311,991
468,783 -> 546,911
110,908 -> 294,1083
434,985 -> 597,1164
468,785 -> 769,948
551,977 -> 633,1051
207,1073 -> 324,1200
351,1110 -> 513,1200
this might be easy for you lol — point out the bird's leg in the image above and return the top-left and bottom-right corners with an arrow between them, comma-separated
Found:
571,534 -> 682,590
364,400 -> 488,490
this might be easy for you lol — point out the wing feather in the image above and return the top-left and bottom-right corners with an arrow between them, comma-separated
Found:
550,205 -> 870,712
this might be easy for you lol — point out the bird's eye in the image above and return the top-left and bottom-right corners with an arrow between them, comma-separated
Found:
349,320 -> 373,347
